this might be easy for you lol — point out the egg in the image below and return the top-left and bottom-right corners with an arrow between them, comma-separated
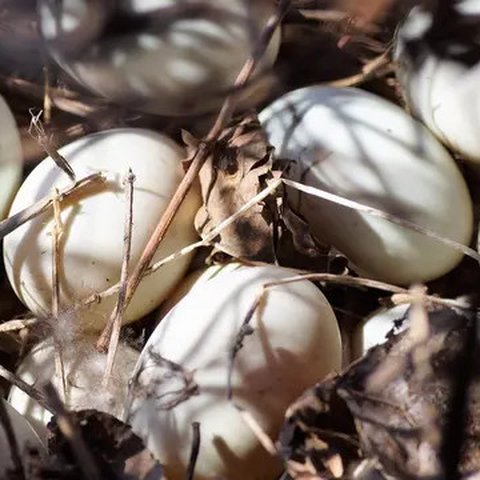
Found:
158,263 -> 242,319
259,86 -> 473,285
0,400 -> 46,476
8,335 -> 139,435
125,265 -> 341,480
0,94 -> 23,219
3,128 -> 200,331
352,304 -> 410,360
38,0 -> 280,115
394,2 -> 480,162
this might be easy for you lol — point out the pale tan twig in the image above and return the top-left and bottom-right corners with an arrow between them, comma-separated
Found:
324,48 -> 392,88
122,0 -> 291,312
0,318 -> 38,333
51,190 -> 67,400
0,173 -> 105,239
98,170 -> 135,386
234,405 -> 277,456
43,63 -> 52,124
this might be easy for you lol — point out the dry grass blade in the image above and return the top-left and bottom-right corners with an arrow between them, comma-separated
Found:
123,0 -> 291,311
51,189 -> 67,400
0,173 -> 105,239
283,178 -> 480,264
0,364 -> 53,414
97,170 -> 135,386
234,405 -> 278,456
325,48 -> 392,88
0,318 -> 38,333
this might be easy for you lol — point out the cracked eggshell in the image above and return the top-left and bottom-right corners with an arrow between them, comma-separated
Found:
8,336 -> 139,435
0,94 -> 23,219
394,2 -> 480,162
126,265 -> 341,480
39,0 -> 280,115
3,128 -> 200,331
0,400 -> 46,475
259,86 -> 473,285
352,303 -> 410,360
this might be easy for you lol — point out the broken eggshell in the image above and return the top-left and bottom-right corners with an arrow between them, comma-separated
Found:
126,265 -> 341,480
38,0 -> 280,115
3,128 -> 200,331
8,336 -> 139,436
259,86 -> 473,285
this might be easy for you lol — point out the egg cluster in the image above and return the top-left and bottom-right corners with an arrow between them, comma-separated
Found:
0,1 -> 479,479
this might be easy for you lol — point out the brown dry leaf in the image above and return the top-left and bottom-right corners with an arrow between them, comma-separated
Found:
185,114 -> 277,262
278,377 -> 359,479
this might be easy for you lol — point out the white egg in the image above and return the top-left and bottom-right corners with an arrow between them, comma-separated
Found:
126,265 -> 341,480
259,86 -> 473,285
158,263 -> 242,319
0,400 -> 46,476
0,94 -> 23,219
394,3 -> 480,162
3,128 -> 200,331
352,304 -> 410,360
8,336 -> 139,435
39,0 -> 280,115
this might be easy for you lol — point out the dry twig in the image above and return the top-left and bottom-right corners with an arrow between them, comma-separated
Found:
0,173 -> 105,239
122,0 -> 291,311
0,400 -> 25,479
97,170 -> 136,385
185,422 -> 201,480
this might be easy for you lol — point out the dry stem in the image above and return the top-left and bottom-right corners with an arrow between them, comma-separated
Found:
122,0 -> 291,311
0,172 -> 104,239
0,400 -> 25,479
51,189 -> 67,400
97,170 -> 135,385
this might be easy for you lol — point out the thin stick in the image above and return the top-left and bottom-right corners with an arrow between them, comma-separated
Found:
98,170 -> 135,385
325,49 -> 392,88
0,173 -> 104,239
42,63 -> 52,124
0,318 -> 38,333
283,178 -> 480,264
0,400 -> 25,479
185,422 -> 201,480
0,364 -> 54,413
44,383 -> 101,480
123,1 -> 291,311
234,405 -> 277,456
51,190 -> 67,400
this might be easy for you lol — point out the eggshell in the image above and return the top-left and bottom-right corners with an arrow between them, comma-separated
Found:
3,128 -> 200,330
126,265 -> 341,480
8,336 -> 139,435
352,304 -> 410,360
158,263 -> 242,319
259,86 -> 473,285
39,0 -> 280,115
0,400 -> 46,475
0,94 -> 23,219
394,3 -> 480,162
